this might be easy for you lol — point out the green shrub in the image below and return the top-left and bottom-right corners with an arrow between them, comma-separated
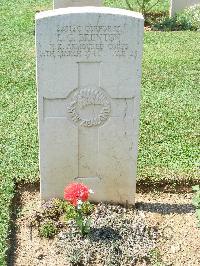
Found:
39,220 -> 58,238
153,15 -> 193,31
126,0 -> 160,17
179,4 -> 200,30
63,203 -> 77,220
153,4 -> 200,31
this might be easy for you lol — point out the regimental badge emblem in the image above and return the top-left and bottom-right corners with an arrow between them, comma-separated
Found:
67,88 -> 111,127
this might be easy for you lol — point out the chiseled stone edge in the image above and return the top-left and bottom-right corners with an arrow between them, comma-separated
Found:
36,6 -> 144,21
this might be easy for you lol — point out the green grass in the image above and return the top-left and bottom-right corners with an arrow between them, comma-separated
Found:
138,31 -> 200,182
0,0 -> 51,263
0,0 -> 199,264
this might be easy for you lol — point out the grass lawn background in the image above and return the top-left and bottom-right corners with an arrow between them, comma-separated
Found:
104,0 -> 169,12
0,0 -> 199,264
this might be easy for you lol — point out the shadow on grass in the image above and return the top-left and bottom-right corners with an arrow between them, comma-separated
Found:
136,202 -> 194,215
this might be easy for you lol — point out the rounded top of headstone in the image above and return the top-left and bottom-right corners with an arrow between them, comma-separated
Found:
36,6 -> 144,20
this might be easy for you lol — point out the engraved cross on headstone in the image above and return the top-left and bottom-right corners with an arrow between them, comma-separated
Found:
72,62 -> 104,180
44,61 -> 134,183
44,62 -> 111,181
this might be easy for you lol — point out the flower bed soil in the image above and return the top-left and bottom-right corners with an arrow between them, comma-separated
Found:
9,183 -> 200,266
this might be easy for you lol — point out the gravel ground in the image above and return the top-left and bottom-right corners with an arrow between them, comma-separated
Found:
11,184 -> 200,266
56,203 -> 157,265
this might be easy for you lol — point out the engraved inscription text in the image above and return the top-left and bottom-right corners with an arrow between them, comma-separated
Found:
39,24 -> 130,58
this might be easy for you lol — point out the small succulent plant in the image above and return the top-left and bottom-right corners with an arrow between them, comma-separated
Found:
39,220 -> 58,238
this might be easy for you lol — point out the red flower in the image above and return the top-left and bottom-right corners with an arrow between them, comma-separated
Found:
64,183 -> 89,206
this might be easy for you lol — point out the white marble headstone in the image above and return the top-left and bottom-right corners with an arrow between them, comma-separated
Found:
170,0 -> 200,16
54,0 -> 102,9
36,7 -> 144,205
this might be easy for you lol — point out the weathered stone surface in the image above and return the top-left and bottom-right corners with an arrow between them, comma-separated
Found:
54,0 -> 102,9
170,0 -> 200,16
36,7 -> 144,204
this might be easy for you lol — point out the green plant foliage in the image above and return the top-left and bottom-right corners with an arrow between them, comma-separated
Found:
104,0 -> 169,13
192,185 -> 200,227
125,0 -> 163,17
64,203 -> 77,220
39,220 -> 58,238
75,210 -> 91,236
51,198 -> 68,215
81,201 -> 95,215
153,4 -> 200,31
30,199 -> 66,237
32,198 -> 94,237
29,198 -> 68,225
148,248 -> 164,265
179,4 -> 200,30
153,15 -> 194,31
64,201 -> 94,236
